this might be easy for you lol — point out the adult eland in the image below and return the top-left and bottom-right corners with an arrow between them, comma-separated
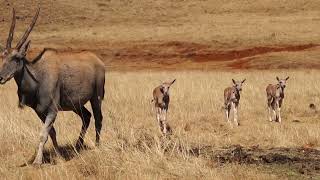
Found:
0,8 -> 105,165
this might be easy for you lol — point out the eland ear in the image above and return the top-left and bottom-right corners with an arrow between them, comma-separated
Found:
285,76 -> 289,80
30,48 -> 48,64
232,79 -> 236,84
17,40 -> 31,58
170,79 -> 176,85
276,76 -> 280,81
242,79 -> 246,83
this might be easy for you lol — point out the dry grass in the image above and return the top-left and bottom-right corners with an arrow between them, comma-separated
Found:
0,70 -> 319,179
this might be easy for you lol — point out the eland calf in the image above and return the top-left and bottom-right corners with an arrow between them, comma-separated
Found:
152,79 -> 176,135
0,8 -> 105,165
266,77 -> 289,123
224,79 -> 246,126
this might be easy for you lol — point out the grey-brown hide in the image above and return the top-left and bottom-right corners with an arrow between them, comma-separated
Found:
0,8 -> 106,165
224,79 -> 246,126
152,79 -> 175,135
266,76 -> 289,123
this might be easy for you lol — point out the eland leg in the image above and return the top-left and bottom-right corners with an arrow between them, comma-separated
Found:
233,103 -> 239,126
225,102 -> 230,121
272,104 -> 277,122
74,106 -> 92,150
278,107 -> 282,123
162,109 -> 168,135
33,111 -> 57,165
156,107 -> 163,133
267,96 -> 273,122
90,97 -> 103,146
36,112 -> 62,158
276,102 -> 281,123
268,106 -> 272,122
278,99 -> 283,123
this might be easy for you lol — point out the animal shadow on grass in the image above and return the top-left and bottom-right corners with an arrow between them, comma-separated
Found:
19,144 -> 91,167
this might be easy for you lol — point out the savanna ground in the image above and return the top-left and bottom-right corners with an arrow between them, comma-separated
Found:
0,0 -> 320,179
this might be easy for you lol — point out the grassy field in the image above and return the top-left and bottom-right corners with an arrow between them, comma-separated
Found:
0,70 -> 319,179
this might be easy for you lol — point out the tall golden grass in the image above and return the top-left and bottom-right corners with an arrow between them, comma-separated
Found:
0,70 -> 319,179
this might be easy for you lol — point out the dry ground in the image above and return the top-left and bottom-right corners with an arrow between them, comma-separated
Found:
0,70 -> 320,179
0,0 -> 320,179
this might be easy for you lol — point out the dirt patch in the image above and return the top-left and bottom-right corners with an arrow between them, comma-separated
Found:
139,136 -> 320,176
95,42 -> 317,62
192,44 -> 318,62
148,140 -> 320,176
74,41 -> 319,70
206,145 -> 320,176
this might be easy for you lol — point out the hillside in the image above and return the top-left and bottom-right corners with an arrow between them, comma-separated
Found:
0,0 -> 319,70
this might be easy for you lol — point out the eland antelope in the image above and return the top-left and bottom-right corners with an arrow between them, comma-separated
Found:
0,8 -> 105,165
224,79 -> 246,126
266,76 -> 289,123
152,79 -> 176,135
